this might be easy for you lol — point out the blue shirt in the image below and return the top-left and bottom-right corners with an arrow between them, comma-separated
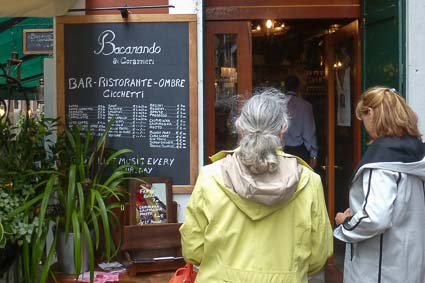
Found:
282,91 -> 318,158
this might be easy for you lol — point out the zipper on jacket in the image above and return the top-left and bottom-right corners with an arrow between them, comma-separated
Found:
422,181 -> 425,206
378,234 -> 383,283
350,243 -> 354,261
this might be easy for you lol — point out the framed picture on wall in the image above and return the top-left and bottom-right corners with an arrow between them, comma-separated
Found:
129,177 -> 173,225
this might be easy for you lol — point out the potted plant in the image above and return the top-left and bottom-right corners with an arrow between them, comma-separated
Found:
49,117 -> 138,281
0,115 -> 59,283
1,115 -> 139,282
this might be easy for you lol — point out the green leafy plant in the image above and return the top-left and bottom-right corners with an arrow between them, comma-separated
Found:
50,118 -> 137,281
1,116 -> 139,283
0,115 -> 58,282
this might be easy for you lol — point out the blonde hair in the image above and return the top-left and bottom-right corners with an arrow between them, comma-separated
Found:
355,86 -> 421,138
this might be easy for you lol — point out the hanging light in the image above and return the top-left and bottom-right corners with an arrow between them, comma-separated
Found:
333,61 -> 343,69
266,19 -> 273,29
251,19 -> 289,37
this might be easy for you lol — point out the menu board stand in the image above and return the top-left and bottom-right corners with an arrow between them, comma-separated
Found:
56,14 -> 198,193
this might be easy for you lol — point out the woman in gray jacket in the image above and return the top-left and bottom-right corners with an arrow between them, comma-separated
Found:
334,86 -> 425,283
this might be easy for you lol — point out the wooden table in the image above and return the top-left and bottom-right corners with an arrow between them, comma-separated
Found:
52,270 -> 174,283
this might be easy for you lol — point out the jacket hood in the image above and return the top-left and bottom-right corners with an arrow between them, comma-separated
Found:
353,135 -> 425,180
213,151 -> 309,221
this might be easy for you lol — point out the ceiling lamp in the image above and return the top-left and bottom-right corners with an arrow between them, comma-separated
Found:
266,19 -> 273,29
251,20 -> 289,37
327,24 -> 341,34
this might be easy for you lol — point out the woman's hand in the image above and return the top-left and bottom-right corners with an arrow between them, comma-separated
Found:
335,208 -> 352,225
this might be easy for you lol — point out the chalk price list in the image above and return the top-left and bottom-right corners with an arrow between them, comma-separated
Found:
68,104 -> 148,138
107,104 -> 148,138
149,103 -> 187,149
68,105 -> 107,133
67,103 -> 187,149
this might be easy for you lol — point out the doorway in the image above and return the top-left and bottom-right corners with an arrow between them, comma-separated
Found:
324,20 -> 362,273
205,18 -> 361,282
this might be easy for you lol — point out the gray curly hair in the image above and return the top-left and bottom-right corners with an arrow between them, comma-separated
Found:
235,87 -> 289,174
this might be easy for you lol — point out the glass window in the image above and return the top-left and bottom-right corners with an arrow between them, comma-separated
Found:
214,34 -> 239,152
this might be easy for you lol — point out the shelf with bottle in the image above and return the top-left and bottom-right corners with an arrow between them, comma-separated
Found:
304,69 -> 326,96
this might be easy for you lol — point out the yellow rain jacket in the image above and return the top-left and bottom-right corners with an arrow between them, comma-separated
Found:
180,150 -> 333,283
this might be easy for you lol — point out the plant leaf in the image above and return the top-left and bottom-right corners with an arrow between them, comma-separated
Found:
7,194 -> 44,218
37,175 -> 56,238
65,164 -> 77,235
93,191 -> 111,258
105,148 -> 133,165
77,182 -> 85,221
72,211 -> 82,276
95,117 -> 116,153
103,167 -> 131,187
23,239 -> 30,281
90,210 -> 100,250
64,127 -> 77,152
82,222 -> 95,283
40,222 -> 57,283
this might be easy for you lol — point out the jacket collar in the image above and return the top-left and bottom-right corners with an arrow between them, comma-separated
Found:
210,148 -> 312,220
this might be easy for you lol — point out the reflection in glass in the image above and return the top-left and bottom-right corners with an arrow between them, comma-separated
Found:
214,34 -> 239,152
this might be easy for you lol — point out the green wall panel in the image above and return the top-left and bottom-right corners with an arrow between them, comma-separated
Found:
361,0 -> 406,151
362,0 -> 405,93
0,17 -> 53,100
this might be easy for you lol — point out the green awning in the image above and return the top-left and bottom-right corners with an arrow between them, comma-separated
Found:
0,17 -> 52,100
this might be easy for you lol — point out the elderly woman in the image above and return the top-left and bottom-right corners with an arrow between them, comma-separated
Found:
180,88 -> 333,283
334,86 -> 425,283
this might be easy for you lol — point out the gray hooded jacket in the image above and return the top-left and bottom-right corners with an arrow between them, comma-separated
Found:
334,136 -> 425,283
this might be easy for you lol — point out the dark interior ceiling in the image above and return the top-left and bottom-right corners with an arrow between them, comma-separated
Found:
252,19 -> 352,66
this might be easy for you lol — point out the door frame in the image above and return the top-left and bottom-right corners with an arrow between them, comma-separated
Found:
324,20 -> 362,231
204,1 -> 361,161
205,0 -> 361,20
204,12 -> 361,282
205,21 -> 252,158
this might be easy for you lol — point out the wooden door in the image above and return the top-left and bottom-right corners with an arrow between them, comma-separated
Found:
362,0 -> 405,93
205,21 -> 252,160
324,20 -> 361,278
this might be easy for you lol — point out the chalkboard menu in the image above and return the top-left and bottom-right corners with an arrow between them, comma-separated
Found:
57,15 -> 198,188
23,29 -> 54,54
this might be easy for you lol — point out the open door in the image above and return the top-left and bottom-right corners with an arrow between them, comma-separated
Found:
205,21 -> 252,160
324,20 -> 361,278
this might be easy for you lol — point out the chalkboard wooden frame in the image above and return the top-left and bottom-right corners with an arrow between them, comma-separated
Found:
56,14 -> 198,194
23,29 -> 54,54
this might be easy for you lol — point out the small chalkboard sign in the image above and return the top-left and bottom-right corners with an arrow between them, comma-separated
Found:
23,29 -> 53,54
